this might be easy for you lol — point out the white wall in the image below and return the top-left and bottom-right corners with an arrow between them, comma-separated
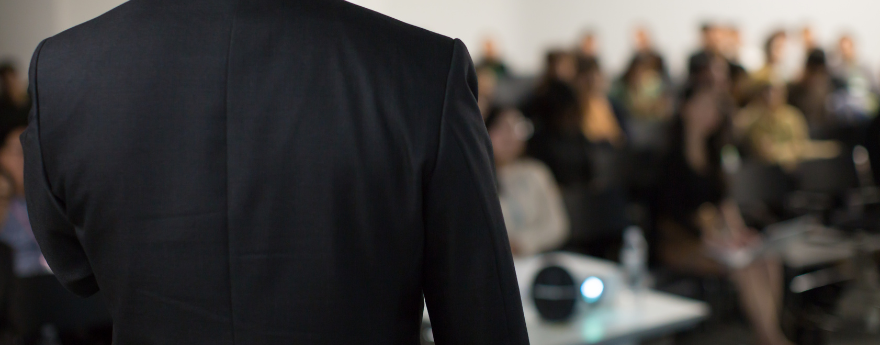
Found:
0,0 -> 58,69
350,0 -> 880,77
3,0 -> 880,78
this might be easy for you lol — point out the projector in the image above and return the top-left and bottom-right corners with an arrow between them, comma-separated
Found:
519,252 -> 623,322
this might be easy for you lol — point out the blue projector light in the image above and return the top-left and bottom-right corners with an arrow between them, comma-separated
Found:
580,276 -> 604,304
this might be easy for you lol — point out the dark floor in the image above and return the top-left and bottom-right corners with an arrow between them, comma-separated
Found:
659,286 -> 880,345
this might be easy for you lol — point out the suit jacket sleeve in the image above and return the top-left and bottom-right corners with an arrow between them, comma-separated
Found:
422,39 -> 530,345
21,39 -> 99,297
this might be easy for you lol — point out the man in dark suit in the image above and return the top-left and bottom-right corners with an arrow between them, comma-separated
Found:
22,0 -> 529,344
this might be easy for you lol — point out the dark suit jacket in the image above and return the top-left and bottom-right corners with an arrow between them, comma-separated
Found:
22,0 -> 529,343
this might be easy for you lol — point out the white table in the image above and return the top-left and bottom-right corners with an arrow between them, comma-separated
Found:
424,253 -> 710,345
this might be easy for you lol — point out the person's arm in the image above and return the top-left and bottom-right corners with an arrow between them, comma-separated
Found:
510,162 -> 569,256
422,39 -> 529,345
21,39 -> 99,297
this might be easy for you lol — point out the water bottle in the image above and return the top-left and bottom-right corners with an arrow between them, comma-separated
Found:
621,226 -> 648,296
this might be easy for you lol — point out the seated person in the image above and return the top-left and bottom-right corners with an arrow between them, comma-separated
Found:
735,83 -> 839,169
610,53 -> 672,121
0,124 -> 51,277
752,31 -> 788,87
656,86 -> 793,345
574,57 -> 628,148
486,107 -> 569,257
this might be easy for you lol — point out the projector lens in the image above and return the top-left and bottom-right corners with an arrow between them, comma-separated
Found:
580,277 -> 604,303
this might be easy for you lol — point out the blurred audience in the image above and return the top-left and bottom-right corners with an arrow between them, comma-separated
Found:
487,107 -> 569,257
610,28 -> 673,121
788,49 -> 840,131
476,37 -> 509,78
735,83 -> 839,169
525,56 -> 630,258
829,35 -> 879,121
688,23 -> 727,76
577,31 -> 599,62
786,26 -> 821,81
752,31 -> 788,87
656,86 -> 792,345
575,58 -> 628,147
521,50 -> 578,129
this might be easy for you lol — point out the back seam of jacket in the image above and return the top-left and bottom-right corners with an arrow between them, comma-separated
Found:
223,1 -> 239,343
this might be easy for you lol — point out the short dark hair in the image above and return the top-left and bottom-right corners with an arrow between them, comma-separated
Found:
701,23 -> 715,34
764,30 -> 786,60
0,62 -> 17,78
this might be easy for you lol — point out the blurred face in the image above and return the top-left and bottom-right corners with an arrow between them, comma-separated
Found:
489,110 -> 533,166
769,35 -> 787,64
802,27 -> 815,49
483,38 -> 499,60
580,35 -> 597,56
0,128 -> 25,195
840,37 -> 856,62
634,28 -> 651,51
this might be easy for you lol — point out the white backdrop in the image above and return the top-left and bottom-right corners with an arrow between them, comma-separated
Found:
2,0 -> 880,78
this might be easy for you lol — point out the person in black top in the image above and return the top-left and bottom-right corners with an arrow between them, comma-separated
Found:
656,86 -> 793,345
788,49 -> 843,133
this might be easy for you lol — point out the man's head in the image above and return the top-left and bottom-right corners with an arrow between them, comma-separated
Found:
701,23 -> 724,53
482,37 -> 501,62
764,30 -> 788,65
579,31 -> 598,57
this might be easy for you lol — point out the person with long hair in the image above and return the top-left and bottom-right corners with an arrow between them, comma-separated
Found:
573,57 -> 627,147
656,86 -> 793,345
610,53 -> 672,121
486,107 -> 569,257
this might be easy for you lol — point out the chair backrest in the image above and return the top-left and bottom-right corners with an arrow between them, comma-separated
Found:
795,156 -> 858,196
731,160 -> 792,207
10,275 -> 111,335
